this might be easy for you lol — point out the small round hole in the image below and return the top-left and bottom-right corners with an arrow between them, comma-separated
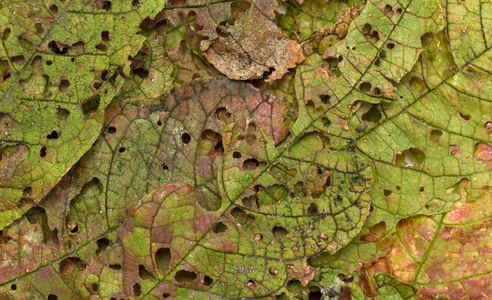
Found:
108,126 -> 116,134
119,147 -> 126,153
233,151 -> 242,159
181,133 -> 191,144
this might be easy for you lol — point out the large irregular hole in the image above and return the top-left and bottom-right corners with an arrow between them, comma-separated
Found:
260,184 -> 289,205
59,79 -> 70,92
139,265 -> 155,281
287,279 -> 302,291
307,203 -> 318,215
362,24 -> 380,43
212,222 -> 227,233
359,82 -> 372,92
155,248 -> 171,274
362,23 -> 371,35
198,129 -> 223,156
96,237 -> 110,255
410,76 -> 424,92
242,158 -> 259,171
40,146 -> 47,157
2,28 -> 11,40
430,129 -> 442,142
56,106 -> 70,120
93,81 -> 102,90
395,148 -> 425,168
214,107 -> 231,120
133,67 -> 149,79
203,275 -> 213,286
49,4 -> 59,14
48,41 -> 70,55
11,55 -> 24,65
101,31 -> 110,42
46,130 -> 59,139
245,279 -> 256,290
362,106 -> 382,123
421,32 -> 435,47
272,226 -> 288,241
101,1 -> 112,11
109,264 -> 121,270
101,70 -> 109,81
245,133 -> 256,145
59,257 -> 88,278
82,94 -> 101,115
22,187 -> 32,197
35,23 -> 44,34
133,283 -> 141,297
174,270 -> 197,282
95,43 -> 107,52
359,221 -> 386,243
309,286 -> 323,300
178,40 -> 190,57
319,94 -> 331,104
383,4 -> 393,17
242,196 -> 259,209
231,207 -> 246,223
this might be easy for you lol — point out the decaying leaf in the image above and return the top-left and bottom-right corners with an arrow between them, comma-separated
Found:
2,0 -> 492,298
199,0 -> 305,82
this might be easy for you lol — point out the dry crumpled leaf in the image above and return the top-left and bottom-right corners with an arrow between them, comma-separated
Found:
200,1 -> 305,82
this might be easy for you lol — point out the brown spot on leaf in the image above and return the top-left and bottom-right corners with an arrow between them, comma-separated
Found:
474,142 -> 492,161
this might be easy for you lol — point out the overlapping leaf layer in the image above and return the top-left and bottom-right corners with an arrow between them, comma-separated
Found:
1,0 -> 492,299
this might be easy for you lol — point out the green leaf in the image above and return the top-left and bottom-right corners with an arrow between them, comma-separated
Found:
0,0 -> 168,216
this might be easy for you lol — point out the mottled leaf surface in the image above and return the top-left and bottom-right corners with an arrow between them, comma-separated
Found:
1,0 -> 492,299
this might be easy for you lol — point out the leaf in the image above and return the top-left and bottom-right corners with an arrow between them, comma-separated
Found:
2,0 -> 492,298
384,186 -> 492,299
198,0 -> 306,82
0,0 -> 168,216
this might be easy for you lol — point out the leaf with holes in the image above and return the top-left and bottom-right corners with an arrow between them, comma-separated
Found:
305,0 -> 492,296
0,0 -> 169,223
1,0 -> 492,298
